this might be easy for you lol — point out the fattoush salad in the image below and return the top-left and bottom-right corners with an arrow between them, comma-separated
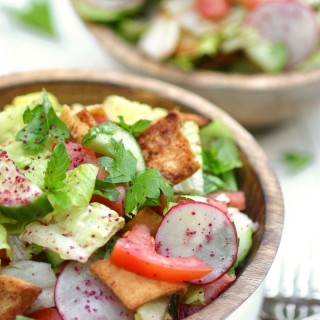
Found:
0,91 -> 258,320
74,0 -> 320,74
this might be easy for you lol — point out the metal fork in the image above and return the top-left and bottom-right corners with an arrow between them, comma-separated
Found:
259,210 -> 320,320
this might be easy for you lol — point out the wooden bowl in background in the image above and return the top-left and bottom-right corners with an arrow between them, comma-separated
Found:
0,70 -> 284,319
81,21 -> 320,130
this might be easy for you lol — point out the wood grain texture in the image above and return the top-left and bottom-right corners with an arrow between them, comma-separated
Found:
0,70 -> 284,319
82,21 -> 320,129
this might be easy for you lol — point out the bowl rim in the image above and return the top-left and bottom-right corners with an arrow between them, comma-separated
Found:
85,22 -> 320,91
0,69 -> 284,319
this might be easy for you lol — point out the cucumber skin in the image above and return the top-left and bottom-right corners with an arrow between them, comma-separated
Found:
0,193 -> 53,222
83,121 -> 146,173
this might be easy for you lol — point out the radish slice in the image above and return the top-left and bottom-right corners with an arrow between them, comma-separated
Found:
155,202 -> 238,285
246,0 -> 320,66
138,15 -> 180,61
55,261 -> 133,320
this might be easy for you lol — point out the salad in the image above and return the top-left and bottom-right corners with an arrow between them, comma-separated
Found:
0,91 -> 258,320
73,0 -> 320,74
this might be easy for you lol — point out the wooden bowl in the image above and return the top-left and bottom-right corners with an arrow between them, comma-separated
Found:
0,70 -> 283,319
81,21 -> 320,130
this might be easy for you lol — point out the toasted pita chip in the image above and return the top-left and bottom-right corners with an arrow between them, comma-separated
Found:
91,259 -> 187,311
60,105 -> 91,143
137,111 -> 200,184
86,104 -> 108,121
76,108 -> 97,128
180,112 -> 209,127
0,275 -> 42,320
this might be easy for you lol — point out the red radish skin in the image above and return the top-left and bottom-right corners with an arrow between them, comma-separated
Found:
177,274 -> 236,319
65,141 -> 106,180
203,273 -> 236,303
55,261 -> 133,320
246,0 -> 320,66
155,202 -> 238,285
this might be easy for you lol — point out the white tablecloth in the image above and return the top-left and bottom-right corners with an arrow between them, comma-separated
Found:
1,1 -> 320,319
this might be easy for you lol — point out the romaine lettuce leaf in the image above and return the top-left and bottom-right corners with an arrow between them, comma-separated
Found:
21,203 -> 125,262
48,164 -> 98,212
173,121 -> 204,194
200,118 -> 242,192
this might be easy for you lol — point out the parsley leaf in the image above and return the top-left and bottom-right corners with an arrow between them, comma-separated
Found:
16,90 -> 69,151
125,168 -> 173,214
282,151 -> 313,172
99,139 -> 137,184
44,143 -> 70,207
6,0 -> 56,36
93,180 -> 119,202
118,116 -> 151,137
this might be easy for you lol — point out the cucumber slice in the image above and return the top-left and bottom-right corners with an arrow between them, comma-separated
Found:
135,297 -> 170,320
72,0 -> 145,23
82,121 -> 146,173
45,249 -> 65,269
0,151 -> 53,222
231,210 -> 254,265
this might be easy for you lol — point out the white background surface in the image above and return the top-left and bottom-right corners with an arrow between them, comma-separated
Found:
1,1 -> 320,319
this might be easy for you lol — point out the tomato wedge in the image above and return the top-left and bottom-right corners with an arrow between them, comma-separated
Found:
28,308 -> 62,320
91,183 -> 127,216
110,224 -> 213,282
196,0 -> 231,20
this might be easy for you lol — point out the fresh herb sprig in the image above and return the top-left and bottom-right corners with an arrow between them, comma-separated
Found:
96,139 -> 173,215
99,139 -> 137,184
118,115 -> 151,137
16,90 -> 69,152
44,142 -> 70,208
125,168 -> 173,215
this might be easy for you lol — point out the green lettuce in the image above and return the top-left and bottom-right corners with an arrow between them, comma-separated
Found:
173,121 -> 204,195
200,118 -> 242,192
48,164 -> 98,212
21,203 -> 125,262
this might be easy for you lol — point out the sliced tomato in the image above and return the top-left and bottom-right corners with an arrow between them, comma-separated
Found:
206,198 -> 228,213
207,190 -> 246,211
110,224 -> 213,282
65,141 -> 107,180
150,192 -> 167,215
196,0 -> 231,20
91,183 -> 127,216
243,0 -> 261,9
28,308 -> 62,320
